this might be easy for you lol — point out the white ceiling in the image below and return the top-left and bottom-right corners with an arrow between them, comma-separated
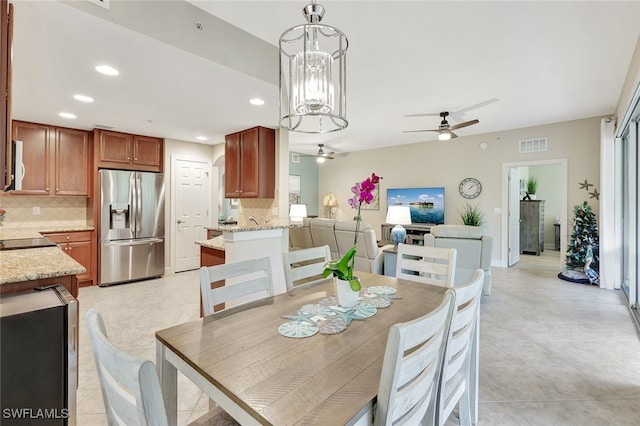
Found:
10,1 -> 640,156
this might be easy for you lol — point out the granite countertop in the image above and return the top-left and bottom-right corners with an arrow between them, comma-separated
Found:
195,236 -> 225,251
207,223 -> 292,233
0,246 -> 86,285
0,225 -> 94,241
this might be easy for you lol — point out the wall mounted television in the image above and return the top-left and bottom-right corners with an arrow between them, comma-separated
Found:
386,187 -> 445,224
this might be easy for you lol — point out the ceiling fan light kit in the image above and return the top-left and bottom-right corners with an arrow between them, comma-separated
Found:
279,1 -> 348,133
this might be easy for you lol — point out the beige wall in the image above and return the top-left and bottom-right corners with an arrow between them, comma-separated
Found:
318,116 -> 602,266
616,34 -> 640,129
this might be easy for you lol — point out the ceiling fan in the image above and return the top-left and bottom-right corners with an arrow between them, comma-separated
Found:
403,111 -> 479,140
297,144 -> 335,163
403,98 -> 497,140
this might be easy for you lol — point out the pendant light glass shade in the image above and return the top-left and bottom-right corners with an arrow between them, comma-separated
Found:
279,2 -> 348,133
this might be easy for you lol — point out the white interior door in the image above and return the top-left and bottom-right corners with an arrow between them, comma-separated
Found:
508,168 -> 521,266
174,158 -> 211,272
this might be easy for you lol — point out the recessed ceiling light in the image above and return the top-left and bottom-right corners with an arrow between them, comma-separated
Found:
196,136 -> 207,141
95,64 -> 119,76
73,94 -> 94,103
249,98 -> 265,106
59,112 -> 77,119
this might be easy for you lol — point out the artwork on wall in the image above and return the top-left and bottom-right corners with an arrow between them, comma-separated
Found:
360,183 -> 380,210
289,175 -> 301,205
386,187 -> 445,224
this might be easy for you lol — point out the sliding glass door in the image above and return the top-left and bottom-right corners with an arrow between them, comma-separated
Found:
619,107 -> 639,325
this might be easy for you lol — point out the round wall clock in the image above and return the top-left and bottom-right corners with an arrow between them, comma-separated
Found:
459,177 -> 482,199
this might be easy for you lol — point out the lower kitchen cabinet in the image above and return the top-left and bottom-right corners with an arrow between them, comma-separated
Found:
43,231 -> 93,286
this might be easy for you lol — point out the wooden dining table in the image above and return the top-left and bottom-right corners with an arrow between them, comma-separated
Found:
156,272 -> 449,426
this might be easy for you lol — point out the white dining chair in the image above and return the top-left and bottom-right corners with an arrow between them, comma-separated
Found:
395,243 -> 457,287
200,256 -> 273,316
86,308 -> 168,426
436,269 -> 485,426
375,289 -> 456,426
282,245 -> 332,292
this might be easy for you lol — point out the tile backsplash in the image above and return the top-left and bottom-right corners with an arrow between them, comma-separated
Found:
0,195 -> 89,228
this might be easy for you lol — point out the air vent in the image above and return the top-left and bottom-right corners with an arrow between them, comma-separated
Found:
519,138 -> 547,153
93,124 -> 114,130
291,153 -> 300,163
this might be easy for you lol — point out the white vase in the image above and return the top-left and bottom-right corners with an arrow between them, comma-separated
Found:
529,194 -> 537,200
336,278 -> 360,307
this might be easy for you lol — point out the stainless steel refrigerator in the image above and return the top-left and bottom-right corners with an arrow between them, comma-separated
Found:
99,169 -> 165,286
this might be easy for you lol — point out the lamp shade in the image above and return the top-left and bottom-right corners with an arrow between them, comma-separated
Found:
386,205 -> 412,225
289,204 -> 308,221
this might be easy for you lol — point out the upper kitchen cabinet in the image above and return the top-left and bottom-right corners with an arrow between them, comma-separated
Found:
95,129 -> 163,172
225,126 -> 275,199
10,121 -> 90,196
0,0 -> 13,190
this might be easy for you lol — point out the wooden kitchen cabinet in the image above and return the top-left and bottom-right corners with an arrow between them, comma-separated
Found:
43,231 -> 93,286
1,0 -> 12,190
10,121 -> 90,196
95,129 -> 163,172
224,126 -> 275,198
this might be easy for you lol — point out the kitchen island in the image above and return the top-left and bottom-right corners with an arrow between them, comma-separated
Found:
200,223 -> 291,296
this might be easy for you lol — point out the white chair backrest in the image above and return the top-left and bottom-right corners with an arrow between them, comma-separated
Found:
200,256 -> 273,316
395,243 -> 457,287
436,269 -> 485,426
375,289 -> 456,426
86,309 -> 168,426
282,245 -> 332,291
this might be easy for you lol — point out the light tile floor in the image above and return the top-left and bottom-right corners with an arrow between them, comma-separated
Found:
76,251 -> 640,425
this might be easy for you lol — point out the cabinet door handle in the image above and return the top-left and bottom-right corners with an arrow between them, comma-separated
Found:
134,157 -> 138,161
46,187 -> 50,191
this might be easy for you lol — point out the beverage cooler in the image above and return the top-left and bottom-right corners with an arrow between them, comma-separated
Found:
0,286 -> 77,425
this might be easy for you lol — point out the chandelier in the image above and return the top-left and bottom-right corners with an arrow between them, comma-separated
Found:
279,1 -> 348,133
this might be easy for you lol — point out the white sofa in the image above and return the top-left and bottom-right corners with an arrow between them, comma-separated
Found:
288,218 -> 392,275
424,225 -> 493,295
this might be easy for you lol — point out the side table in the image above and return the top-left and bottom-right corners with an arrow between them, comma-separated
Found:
554,223 -> 561,251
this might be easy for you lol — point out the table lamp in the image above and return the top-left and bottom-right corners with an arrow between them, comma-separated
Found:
386,205 -> 412,247
289,204 -> 308,224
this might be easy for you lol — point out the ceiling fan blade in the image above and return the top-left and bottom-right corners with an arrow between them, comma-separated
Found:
455,98 -> 498,114
449,119 -> 479,131
402,129 -> 439,133
403,112 -> 441,118
450,131 -> 458,139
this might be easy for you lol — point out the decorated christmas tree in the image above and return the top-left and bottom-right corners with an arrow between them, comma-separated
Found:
564,201 -> 599,284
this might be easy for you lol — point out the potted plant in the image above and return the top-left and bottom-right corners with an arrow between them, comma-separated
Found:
526,176 -> 538,200
459,203 -> 485,227
323,172 -> 382,307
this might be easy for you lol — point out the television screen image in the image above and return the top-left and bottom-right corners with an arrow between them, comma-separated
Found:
387,187 -> 445,224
